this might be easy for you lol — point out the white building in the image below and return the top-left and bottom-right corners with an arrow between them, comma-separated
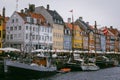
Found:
6,11 -> 53,53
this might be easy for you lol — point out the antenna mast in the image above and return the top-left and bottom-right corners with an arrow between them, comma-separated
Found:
16,0 -> 18,11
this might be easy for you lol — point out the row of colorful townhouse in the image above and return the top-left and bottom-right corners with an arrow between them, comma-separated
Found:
0,4 -> 120,53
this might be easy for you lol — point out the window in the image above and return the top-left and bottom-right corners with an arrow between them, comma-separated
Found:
36,35 -> 38,40
12,19 -> 14,23
14,26 -> 17,30
26,26 -> 28,30
36,27 -> 38,32
33,27 -> 35,31
19,26 -> 21,30
39,35 -> 41,40
42,36 -> 44,41
42,27 -> 44,32
10,34 -> 13,39
16,18 -> 18,22
32,35 -> 35,40
26,34 -> 28,39
6,27 -> 9,30
30,18 -> 34,24
10,27 -> 13,31
7,35 -> 9,40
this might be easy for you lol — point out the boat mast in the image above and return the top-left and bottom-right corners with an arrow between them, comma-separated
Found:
71,10 -> 74,60
94,21 -> 97,58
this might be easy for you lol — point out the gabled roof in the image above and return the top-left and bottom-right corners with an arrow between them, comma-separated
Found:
0,15 -> 9,30
17,12 -> 27,21
75,18 -> 91,32
3,17 -> 9,30
47,9 -> 64,24
108,27 -> 119,36
65,23 -> 80,31
16,11 -> 46,24
29,12 -> 46,23
100,27 -> 114,36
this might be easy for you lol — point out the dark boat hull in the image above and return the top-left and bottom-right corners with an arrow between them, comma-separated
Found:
6,66 -> 57,78
0,61 -> 4,78
64,63 -> 82,71
95,61 -> 114,69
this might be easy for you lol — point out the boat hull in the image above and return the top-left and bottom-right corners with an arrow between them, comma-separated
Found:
81,64 -> 99,71
6,66 -> 56,78
64,63 -> 82,71
4,60 -> 57,78
95,61 -> 114,69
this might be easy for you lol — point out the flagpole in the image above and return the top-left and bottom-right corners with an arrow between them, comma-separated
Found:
69,9 -> 74,60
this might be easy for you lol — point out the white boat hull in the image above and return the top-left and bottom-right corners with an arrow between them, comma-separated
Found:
81,63 -> 99,71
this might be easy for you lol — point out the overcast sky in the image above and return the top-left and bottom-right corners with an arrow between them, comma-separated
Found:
0,0 -> 120,29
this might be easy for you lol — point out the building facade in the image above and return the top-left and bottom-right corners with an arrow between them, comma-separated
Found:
35,4 -> 64,50
64,23 -> 72,50
6,10 -> 53,53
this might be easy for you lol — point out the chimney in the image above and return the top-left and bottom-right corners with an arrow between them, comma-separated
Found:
47,4 -> 50,10
79,17 -> 83,21
24,8 -> 28,14
29,4 -> 35,12
2,7 -> 5,18
86,22 -> 89,25
110,26 -> 113,29
21,9 -> 24,13
68,18 -> 71,23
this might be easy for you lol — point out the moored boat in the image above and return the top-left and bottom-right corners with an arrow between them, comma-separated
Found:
64,58 -> 84,71
81,63 -> 100,71
95,56 -> 117,68
4,53 -> 57,78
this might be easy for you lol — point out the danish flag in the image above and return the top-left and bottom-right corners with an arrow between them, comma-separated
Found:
102,27 -> 108,35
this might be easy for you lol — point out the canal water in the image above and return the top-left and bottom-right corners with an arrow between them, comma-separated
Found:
1,67 -> 120,80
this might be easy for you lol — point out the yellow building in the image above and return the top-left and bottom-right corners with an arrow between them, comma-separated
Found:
0,15 -> 3,48
73,24 -> 83,50
67,23 -> 82,50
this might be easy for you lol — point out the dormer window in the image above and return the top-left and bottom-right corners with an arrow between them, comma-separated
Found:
30,18 -> 34,24
34,18 -> 37,24
26,17 -> 30,23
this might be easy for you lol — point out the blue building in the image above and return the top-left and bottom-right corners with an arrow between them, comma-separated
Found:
100,34 -> 106,53
64,23 -> 72,50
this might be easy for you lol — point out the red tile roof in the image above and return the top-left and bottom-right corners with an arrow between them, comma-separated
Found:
17,12 -> 46,24
29,12 -> 46,23
65,23 -> 77,30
